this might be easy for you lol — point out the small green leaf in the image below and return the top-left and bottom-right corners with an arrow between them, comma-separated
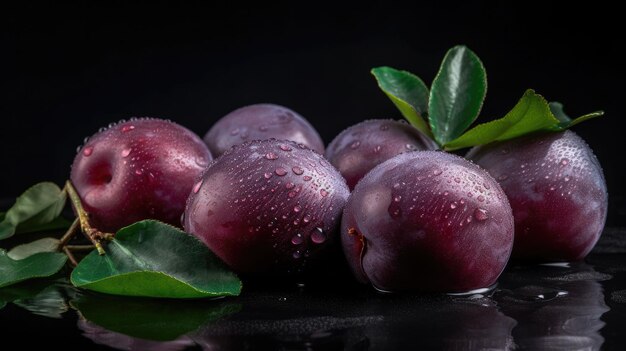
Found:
549,101 -> 604,130
0,250 -> 67,288
8,237 -> 60,260
71,220 -> 242,299
72,294 -> 241,341
0,182 -> 68,240
429,45 -> 487,145
371,66 -> 433,138
443,90 -> 603,150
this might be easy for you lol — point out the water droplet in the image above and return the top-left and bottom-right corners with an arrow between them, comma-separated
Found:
193,180 -> 203,193
433,169 -> 442,176
454,177 -> 461,183
135,169 -> 143,175
264,172 -> 273,179
82,146 -> 93,156
286,182 -> 294,189
443,191 -> 449,196
394,195 -> 402,202
121,148 -> 132,158
405,144 -> 416,150
291,233 -> 303,245
374,145 -> 382,153
303,175 -> 312,181
320,189 -> 329,197
121,125 -> 135,133
564,176 -> 570,182
279,144 -> 292,151
265,152 -> 279,160
350,141 -> 361,149
230,128 -> 240,135
303,214 -> 311,223
292,166 -> 304,175
477,195 -> 485,202
275,167 -> 287,176
310,228 -> 326,244
379,124 -> 389,131
293,250 -> 302,259
460,199 -> 465,204
497,174 -> 508,181
288,191 -> 297,198
450,202 -> 457,209
293,205 -> 302,212
560,158 -> 569,166
474,208 -> 488,221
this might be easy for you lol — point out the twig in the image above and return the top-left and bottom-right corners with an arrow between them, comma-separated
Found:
65,245 -> 96,251
64,180 -> 114,255
63,246 -> 78,267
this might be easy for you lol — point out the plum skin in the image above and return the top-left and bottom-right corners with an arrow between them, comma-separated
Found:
325,119 -> 437,189
183,139 -> 349,274
70,118 -> 212,232
204,104 -> 325,157
466,130 -> 607,262
341,151 -> 514,293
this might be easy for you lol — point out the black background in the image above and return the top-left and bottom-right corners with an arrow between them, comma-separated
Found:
2,1 -> 625,223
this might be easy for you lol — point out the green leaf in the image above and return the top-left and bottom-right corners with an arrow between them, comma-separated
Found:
443,90 -> 603,150
72,294 -> 241,341
549,101 -> 604,130
8,237 -> 60,260
371,66 -> 433,138
0,182 -> 68,240
0,250 -> 67,288
71,220 -> 242,299
429,45 -> 487,145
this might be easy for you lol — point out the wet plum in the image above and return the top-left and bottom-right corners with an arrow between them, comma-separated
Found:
341,151 -> 514,293
325,119 -> 437,189
70,118 -> 212,232
204,104 -> 325,157
466,130 -> 607,262
183,139 -> 349,274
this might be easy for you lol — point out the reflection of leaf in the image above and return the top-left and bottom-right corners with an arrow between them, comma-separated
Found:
13,285 -> 68,319
8,237 -> 60,260
0,250 -> 67,288
0,279 -> 71,316
72,293 -> 241,341
71,220 -> 241,298
0,182 -> 68,240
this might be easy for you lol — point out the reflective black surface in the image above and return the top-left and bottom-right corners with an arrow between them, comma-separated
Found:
1,230 -> 626,350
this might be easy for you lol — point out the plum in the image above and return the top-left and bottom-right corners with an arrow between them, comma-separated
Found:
183,139 -> 349,274
70,118 -> 212,232
466,130 -> 607,262
204,104 -> 325,157
341,151 -> 514,293
325,119 -> 437,189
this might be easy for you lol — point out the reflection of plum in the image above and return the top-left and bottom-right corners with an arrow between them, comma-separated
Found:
496,263 -> 609,350
358,297 -> 516,350
78,319 -> 194,351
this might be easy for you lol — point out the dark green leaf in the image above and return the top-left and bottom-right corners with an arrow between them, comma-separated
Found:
72,293 -> 241,341
71,220 -> 242,299
0,250 -> 67,288
371,66 -> 433,137
429,45 -> 487,145
8,237 -> 60,260
0,182 -> 68,240
443,90 -> 603,150
549,101 -> 604,130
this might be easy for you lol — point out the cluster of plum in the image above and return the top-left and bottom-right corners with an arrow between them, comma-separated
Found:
71,103 -> 607,293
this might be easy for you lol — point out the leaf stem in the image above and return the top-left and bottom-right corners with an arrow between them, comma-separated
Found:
63,246 -> 78,267
64,181 -> 114,256
65,245 -> 96,251
59,218 -> 80,247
